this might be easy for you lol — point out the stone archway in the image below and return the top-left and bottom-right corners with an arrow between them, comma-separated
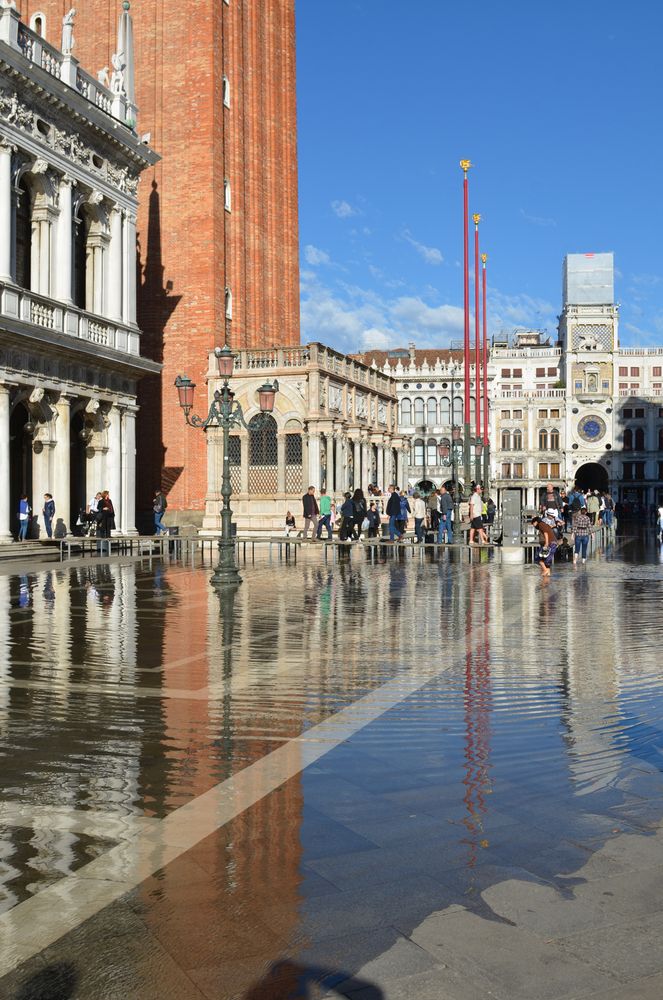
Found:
575,462 -> 609,493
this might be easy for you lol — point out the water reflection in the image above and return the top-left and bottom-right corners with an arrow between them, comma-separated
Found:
0,540 -> 660,996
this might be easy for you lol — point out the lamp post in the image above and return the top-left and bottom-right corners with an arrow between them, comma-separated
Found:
451,425 -> 462,527
175,344 -> 278,588
481,252 -> 490,491
460,159 -> 472,493
474,438 -> 483,490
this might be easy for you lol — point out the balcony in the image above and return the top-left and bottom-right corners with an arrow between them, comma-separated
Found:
495,388 -> 566,400
0,280 -> 140,356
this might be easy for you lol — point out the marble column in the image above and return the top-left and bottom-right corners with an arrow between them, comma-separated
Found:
335,434 -> 344,498
326,432 -> 335,493
121,407 -> 137,534
123,211 -> 137,325
396,448 -> 404,489
361,438 -> 370,493
106,406 -> 122,533
56,175 -> 75,303
53,395 -> 71,535
32,211 -> 54,296
0,141 -> 13,281
0,386 -> 12,540
107,207 -> 123,321
401,445 -> 410,490
308,432 -> 321,491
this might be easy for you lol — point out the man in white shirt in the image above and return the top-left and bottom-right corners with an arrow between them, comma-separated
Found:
469,484 -> 488,545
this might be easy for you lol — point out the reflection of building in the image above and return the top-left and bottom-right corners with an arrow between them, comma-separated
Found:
204,343 -> 401,534
353,346 -> 491,494
26,0 -> 301,524
0,5 -> 158,539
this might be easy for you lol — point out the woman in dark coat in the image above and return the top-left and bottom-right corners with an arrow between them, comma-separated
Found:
351,488 -> 367,540
97,490 -> 116,538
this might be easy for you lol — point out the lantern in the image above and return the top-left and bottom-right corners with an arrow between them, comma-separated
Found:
257,379 -> 279,413
215,344 -> 235,379
174,374 -> 196,412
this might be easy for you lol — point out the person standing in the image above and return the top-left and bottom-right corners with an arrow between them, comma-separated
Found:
42,494 -> 55,539
366,501 -> 381,538
97,491 -> 115,538
438,485 -> 454,543
339,492 -> 354,541
572,505 -> 592,564
18,495 -> 30,541
539,482 -> 562,516
316,489 -> 333,540
302,486 -> 319,539
398,490 -> 411,538
153,489 -> 168,535
412,492 -> 426,543
386,485 -> 402,541
586,490 -> 600,525
602,492 -> 614,529
427,490 -> 440,538
469,484 -> 487,545
657,502 -> 663,542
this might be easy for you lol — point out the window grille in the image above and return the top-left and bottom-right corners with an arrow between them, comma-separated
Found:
285,433 -> 303,493
248,415 -> 277,493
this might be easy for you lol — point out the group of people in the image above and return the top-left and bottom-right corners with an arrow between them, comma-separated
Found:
17,493 -> 55,540
294,482 -> 498,545
531,482 -> 616,577
16,491 -> 117,541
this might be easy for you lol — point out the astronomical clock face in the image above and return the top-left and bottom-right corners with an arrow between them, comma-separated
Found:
577,414 -> 606,443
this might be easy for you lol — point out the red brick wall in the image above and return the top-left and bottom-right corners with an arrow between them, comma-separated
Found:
27,1 -> 300,512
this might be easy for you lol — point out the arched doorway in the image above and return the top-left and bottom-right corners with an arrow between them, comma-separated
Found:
575,462 -> 609,493
70,410 -> 88,529
10,402 -> 33,538
415,479 -> 435,496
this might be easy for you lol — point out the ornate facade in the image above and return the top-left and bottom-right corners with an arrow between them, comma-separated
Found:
202,343 -> 402,534
0,3 -> 158,540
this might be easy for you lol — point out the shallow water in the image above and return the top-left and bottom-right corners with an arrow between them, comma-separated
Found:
0,532 -> 662,998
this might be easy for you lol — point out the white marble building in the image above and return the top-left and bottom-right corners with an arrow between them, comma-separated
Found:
202,343 -> 403,535
0,3 -> 158,540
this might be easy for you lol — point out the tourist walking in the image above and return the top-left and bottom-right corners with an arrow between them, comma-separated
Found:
17,495 -> 30,541
339,492 -> 354,541
469,484 -> 487,545
386,485 -> 402,541
42,493 -> 55,539
438,485 -> 454,543
412,492 -> 426,543
153,490 -> 168,535
539,482 -> 562,516
427,490 -> 440,537
351,488 -> 367,540
572,504 -> 592,564
602,492 -> 614,529
366,501 -> 381,538
316,489 -> 333,540
586,490 -> 600,525
398,491 -> 411,538
302,486 -> 319,539
531,516 -> 557,578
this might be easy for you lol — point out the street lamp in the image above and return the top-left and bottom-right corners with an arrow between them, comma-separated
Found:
451,426 -> 462,527
175,345 -> 279,588
474,439 -> 483,489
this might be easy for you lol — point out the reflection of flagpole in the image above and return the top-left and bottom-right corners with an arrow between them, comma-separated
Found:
482,253 -> 490,489
460,160 -> 472,491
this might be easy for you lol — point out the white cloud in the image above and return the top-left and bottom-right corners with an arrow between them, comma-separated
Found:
520,208 -> 557,228
304,244 -> 331,266
403,230 -> 443,265
331,199 -> 357,218
630,273 -> 663,288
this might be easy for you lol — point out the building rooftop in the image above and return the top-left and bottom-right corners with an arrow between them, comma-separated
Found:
352,348 -> 465,370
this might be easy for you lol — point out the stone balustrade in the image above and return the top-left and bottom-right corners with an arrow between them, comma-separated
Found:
0,280 -> 140,356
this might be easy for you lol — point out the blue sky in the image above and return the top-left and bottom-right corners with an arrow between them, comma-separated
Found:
296,1 -> 663,353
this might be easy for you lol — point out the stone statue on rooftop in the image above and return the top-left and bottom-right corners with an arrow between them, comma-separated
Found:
61,8 -> 75,55
110,50 -> 126,95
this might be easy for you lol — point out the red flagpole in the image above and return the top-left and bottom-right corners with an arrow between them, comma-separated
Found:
482,253 -> 489,447
473,214 -> 481,444
460,160 -> 472,487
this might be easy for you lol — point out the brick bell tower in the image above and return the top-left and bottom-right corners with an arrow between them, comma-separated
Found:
24,1 -> 300,524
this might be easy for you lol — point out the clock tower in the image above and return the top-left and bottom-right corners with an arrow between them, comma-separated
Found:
559,253 -> 617,492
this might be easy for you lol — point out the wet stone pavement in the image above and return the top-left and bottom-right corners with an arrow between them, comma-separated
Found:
0,534 -> 661,998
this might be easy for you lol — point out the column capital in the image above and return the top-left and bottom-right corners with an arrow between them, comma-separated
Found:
0,137 -> 17,154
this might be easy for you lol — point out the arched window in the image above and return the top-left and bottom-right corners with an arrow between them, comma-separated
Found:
14,177 -> 32,290
248,414 -> 277,493
413,397 -> 425,425
623,428 -> 633,450
413,438 -> 424,466
427,397 -> 437,425
634,427 -> 645,450
550,428 -> 560,450
501,429 -> 511,450
452,396 -> 463,424
285,430 -> 303,493
439,397 -> 451,423
469,396 -> 476,425
427,438 -> 437,467
538,429 -> 548,450
30,12 -> 46,37
512,429 -> 523,450
400,397 -> 412,425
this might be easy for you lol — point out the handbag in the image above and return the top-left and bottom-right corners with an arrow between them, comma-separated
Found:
361,517 -> 370,532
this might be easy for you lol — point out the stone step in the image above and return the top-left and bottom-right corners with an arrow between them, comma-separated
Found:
0,541 -> 61,563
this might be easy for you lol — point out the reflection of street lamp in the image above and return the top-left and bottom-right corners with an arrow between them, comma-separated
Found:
175,345 -> 278,589
475,439 -> 483,488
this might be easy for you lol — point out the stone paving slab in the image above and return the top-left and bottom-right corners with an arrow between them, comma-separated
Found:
555,911 -> 663,983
